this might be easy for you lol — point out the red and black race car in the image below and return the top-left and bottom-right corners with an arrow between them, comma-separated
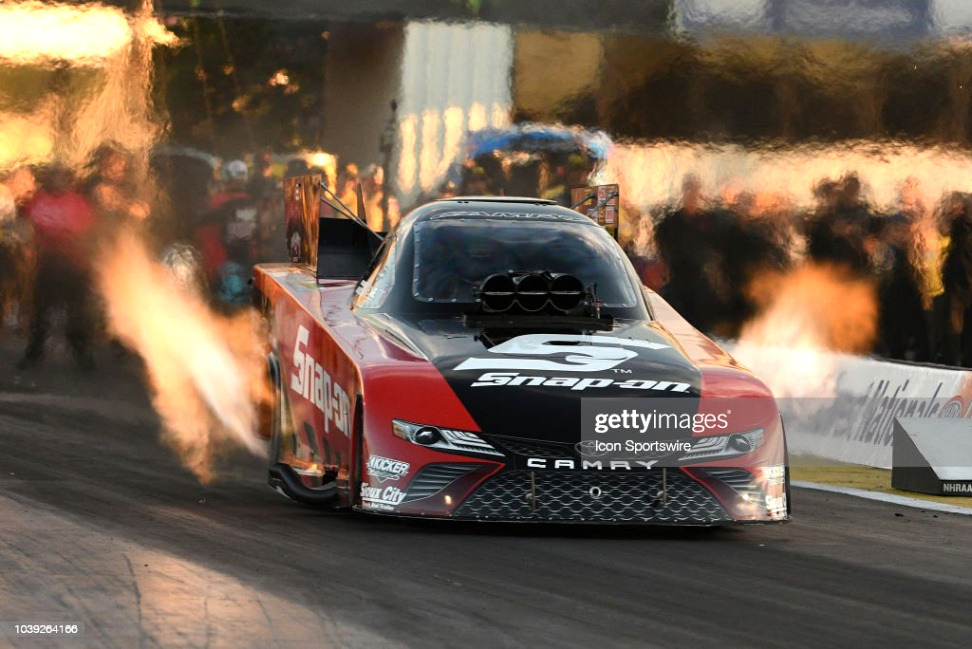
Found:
253,176 -> 789,525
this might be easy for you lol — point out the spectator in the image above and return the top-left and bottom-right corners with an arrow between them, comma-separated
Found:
248,152 -> 284,262
461,166 -> 493,197
940,193 -> 972,366
875,181 -> 929,360
508,159 -> 542,198
285,158 -> 310,179
18,165 -> 98,370
0,167 -> 36,332
195,159 -> 258,304
85,144 -> 149,237
360,164 -> 386,232
917,196 -> 949,360
806,174 -> 871,275
654,174 -> 725,332
336,162 -> 359,212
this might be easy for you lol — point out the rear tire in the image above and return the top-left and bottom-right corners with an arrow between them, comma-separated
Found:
267,354 -> 285,463
265,352 -> 342,508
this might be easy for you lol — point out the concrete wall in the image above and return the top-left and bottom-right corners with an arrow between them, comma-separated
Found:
322,22 -> 405,170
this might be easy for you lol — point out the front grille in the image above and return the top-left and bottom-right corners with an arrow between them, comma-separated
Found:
403,463 -> 480,502
488,436 -> 572,459
455,470 -> 732,524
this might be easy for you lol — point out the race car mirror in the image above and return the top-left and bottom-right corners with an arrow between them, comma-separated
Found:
571,183 -> 619,240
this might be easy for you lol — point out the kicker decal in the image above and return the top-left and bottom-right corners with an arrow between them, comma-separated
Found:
454,333 -> 670,373
291,325 -> 351,436
367,455 -> 410,482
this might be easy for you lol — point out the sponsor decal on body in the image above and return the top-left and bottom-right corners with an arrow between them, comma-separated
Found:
291,325 -> 351,436
766,494 -> 788,519
455,334 -> 670,373
469,372 -> 691,392
762,464 -> 787,483
360,483 -> 406,511
762,464 -> 788,519
367,455 -> 410,483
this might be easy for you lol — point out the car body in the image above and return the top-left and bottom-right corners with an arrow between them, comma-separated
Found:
254,190 -> 789,525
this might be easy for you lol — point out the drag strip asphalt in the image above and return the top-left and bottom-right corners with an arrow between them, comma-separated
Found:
1,342 -> 971,648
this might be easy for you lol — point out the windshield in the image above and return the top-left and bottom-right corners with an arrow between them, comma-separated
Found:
411,218 -> 639,307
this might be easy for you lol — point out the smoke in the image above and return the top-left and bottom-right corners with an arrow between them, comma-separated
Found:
733,264 -> 878,397
95,229 -> 269,483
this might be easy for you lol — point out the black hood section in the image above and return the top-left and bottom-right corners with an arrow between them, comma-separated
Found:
374,315 -> 702,443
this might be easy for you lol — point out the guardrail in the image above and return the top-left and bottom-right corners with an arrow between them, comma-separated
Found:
728,344 -> 972,469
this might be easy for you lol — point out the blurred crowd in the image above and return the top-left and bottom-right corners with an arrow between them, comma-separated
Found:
0,146 -> 151,371
421,147 -> 972,367
638,173 -> 972,367
429,152 -> 596,207
425,150 -> 972,365
0,144 -> 403,371
327,160 -> 399,232
7,138 -> 972,370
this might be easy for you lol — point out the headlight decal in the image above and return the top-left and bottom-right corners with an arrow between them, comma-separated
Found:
393,419 -> 505,457
678,429 -> 764,462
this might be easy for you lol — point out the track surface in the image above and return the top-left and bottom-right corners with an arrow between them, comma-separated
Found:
1,338 -> 971,648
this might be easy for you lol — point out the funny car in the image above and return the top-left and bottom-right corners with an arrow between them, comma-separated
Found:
253,177 -> 789,525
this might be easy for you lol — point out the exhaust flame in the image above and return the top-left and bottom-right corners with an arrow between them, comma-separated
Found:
1,1 -> 270,483
734,264 -> 878,397
96,230 -> 268,483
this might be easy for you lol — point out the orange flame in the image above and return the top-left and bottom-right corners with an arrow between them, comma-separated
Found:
734,264 -> 878,397
95,229 -> 269,483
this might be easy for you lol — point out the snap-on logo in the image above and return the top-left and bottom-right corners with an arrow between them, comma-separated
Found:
291,325 -> 351,436
454,333 -> 670,373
